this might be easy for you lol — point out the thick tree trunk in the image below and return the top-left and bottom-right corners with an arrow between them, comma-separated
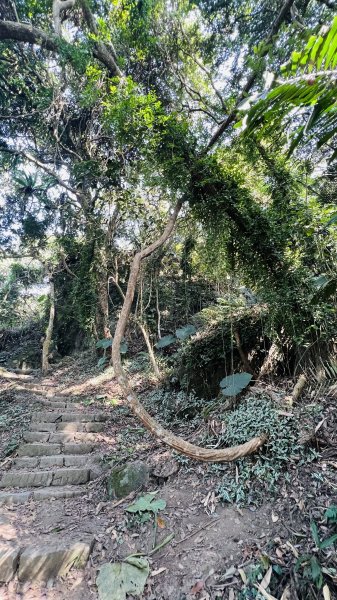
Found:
111,201 -> 266,462
42,280 -> 55,375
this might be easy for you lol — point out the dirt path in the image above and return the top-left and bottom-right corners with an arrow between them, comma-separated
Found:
0,360 -> 275,600
2,355 -> 336,599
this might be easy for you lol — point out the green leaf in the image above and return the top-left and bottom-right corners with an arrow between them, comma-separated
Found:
327,213 -> 337,225
120,340 -> 128,354
310,556 -> 323,587
324,505 -> 337,522
175,324 -> 197,340
96,338 -> 112,349
310,521 -> 321,547
320,534 -> 337,549
155,334 -> 176,349
220,373 -> 252,397
126,492 -> 166,514
96,557 -> 149,600
97,356 -> 108,369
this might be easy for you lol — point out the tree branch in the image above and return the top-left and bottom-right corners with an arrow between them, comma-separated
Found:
111,200 -> 266,461
0,18 -> 121,77
52,0 -> 76,35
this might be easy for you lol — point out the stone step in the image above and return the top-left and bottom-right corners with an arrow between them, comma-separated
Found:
18,442 -> 94,457
0,539 -> 93,583
0,486 -> 86,506
13,454 -> 92,470
29,421 -> 104,433
32,411 -> 107,423
23,431 -> 99,444
0,468 -> 90,489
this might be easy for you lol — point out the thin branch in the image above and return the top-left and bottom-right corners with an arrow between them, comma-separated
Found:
276,69 -> 337,84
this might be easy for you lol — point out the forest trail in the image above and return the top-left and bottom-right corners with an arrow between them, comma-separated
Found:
0,395 -> 110,587
0,358 -> 276,600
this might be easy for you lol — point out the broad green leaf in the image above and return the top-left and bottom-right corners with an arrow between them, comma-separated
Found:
96,558 -> 149,600
155,334 -> 176,349
96,338 -> 112,349
220,373 -> 252,397
175,324 -> 197,340
126,492 -> 166,514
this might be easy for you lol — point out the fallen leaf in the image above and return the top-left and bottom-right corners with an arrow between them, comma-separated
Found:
271,512 -> 279,523
323,584 -> 331,600
285,540 -> 299,558
156,516 -> 166,529
238,568 -> 247,584
254,584 -> 278,600
280,585 -> 291,600
222,565 -> 236,580
96,557 -> 149,600
260,566 -> 272,591
228,590 -> 235,600
151,567 -> 167,577
191,580 -> 204,595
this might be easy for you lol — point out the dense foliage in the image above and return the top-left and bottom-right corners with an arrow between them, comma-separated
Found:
0,0 -> 336,371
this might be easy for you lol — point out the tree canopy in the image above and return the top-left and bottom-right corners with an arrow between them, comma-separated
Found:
0,0 -> 337,459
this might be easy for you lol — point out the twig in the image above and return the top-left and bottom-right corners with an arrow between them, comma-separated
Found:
124,533 -> 175,560
174,517 -> 220,545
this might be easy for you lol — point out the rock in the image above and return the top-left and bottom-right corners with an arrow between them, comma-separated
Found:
0,545 -> 20,582
51,468 -> 90,486
40,455 -> 64,468
63,443 -> 94,454
106,462 -> 149,500
23,432 -> 50,443
18,540 -> 93,582
33,487 -> 84,501
152,458 -> 180,480
57,422 -> 85,432
29,422 -> 56,432
31,412 -> 62,423
0,492 -> 32,506
0,470 -> 53,489
18,443 -> 61,457
13,457 -> 39,469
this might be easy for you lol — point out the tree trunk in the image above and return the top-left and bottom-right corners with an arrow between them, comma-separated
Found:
42,279 -> 55,375
137,322 -> 161,379
95,245 -> 111,340
110,276 -> 161,379
111,201 -> 266,462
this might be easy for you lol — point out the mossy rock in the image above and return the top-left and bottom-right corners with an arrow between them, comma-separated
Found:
106,462 -> 149,500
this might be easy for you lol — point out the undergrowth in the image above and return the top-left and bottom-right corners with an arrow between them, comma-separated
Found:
209,396 -> 320,506
144,386 -> 321,506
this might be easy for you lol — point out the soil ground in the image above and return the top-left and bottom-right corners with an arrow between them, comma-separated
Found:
1,351 -> 337,600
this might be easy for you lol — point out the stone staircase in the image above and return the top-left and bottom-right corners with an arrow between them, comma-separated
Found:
0,398 -> 109,586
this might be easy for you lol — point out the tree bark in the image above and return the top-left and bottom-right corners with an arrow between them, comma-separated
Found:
111,201 -> 266,462
110,276 -> 161,379
42,279 -> 55,375
0,19 -> 121,77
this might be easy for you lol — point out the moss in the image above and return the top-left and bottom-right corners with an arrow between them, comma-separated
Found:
106,462 -> 149,499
